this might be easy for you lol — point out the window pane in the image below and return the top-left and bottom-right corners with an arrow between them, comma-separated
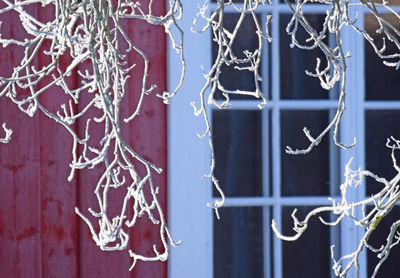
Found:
281,110 -> 330,196
365,14 -> 400,100
367,206 -> 400,278
280,14 -> 331,99
282,206 -> 331,278
365,110 -> 400,195
213,110 -> 263,197
214,207 -> 264,278
212,13 -> 262,100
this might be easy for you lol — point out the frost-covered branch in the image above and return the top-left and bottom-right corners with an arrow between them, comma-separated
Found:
191,0 -> 271,217
281,0 -> 400,155
0,0 -> 184,269
0,122 -> 12,143
3,0 -> 400,273
189,0 -> 400,275
273,138 -> 400,277
192,0 -> 400,210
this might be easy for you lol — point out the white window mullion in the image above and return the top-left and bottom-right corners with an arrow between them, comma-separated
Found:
263,205 -> 272,278
354,11 -> 367,278
168,1 -> 213,277
329,107 -> 341,278
261,10 -> 272,277
272,1 -> 283,277
261,11 -> 271,200
339,12 -> 367,277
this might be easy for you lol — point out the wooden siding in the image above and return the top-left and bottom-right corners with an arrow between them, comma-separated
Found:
0,1 -> 167,277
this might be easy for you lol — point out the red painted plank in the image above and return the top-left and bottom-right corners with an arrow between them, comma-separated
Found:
0,4 -> 41,278
76,97 -> 132,276
126,1 -> 168,277
38,82 -> 80,278
0,3 -> 81,277
76,3 -> 131,275
37,4 -> 80,278
0,1 -> 167,277
77,0 -> 167,277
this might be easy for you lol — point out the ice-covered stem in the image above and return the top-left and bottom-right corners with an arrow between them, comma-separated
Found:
273,138 -> 400,277
0,0 -> 184,270
192,0 -> 400,217
191,0 -> 271,213
0,123 -> 12,143
283,0 -> 400,154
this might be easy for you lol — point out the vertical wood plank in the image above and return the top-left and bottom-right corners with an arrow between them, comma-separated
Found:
127,1 -> 167,277
77,0 -> 167,277
0,1 -> 167,277
0,4 -> 41,278
37,4 -> 80,278
77,2 -> 131,273
76,77 -> 133,277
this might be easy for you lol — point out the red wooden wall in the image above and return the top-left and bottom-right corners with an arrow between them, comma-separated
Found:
0,1 -> 167,277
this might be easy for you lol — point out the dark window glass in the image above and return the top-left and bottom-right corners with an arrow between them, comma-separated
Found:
211,13 -> 262,100
367,206 -> 400,278
213,110 -> 263,197
282,206 -> 332,278
365,110 -> 400,195
365,14 -> 400,100
281,110 -> 330,196
280,14 -> 332,99
214,207 -> 264,278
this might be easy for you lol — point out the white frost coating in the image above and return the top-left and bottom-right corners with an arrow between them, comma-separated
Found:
193,1 -> 400,276
191,0 -> 271,217
273,138 -> 400,277
0,0 -> 184,270
2,0 -> 400,274
0,122 -> 12,143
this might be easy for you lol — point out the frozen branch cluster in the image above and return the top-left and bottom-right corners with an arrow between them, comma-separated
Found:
282,0 -> 400,154
273,137 -> 400,277
269,0 -> 400,276
0,0 -> 183,270
193,0 -> 400,276
191,0 -> 271,217
2,0 -> 400,274
193,0 -> 270,108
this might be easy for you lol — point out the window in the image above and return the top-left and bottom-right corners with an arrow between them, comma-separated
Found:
168,2 -> 400,278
